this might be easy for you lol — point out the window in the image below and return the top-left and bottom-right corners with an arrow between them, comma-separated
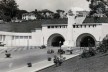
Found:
89,25 -> 90,27
15,36 -> 19,39
20,36 -> 23,39
24,36 -> 28,39
3,35 -> 5,41
55,26 -> 58,28
47,26 -> 50,28
80,25 -> 82,28
0,35 -> 2,41
12,36 -> 14,40
76,25 -> 79,28
93,25 -> 95,27
29,36 -> 32,39
73,25 -> 75,28
60,26 -> 61,28
62,26 -> 65,28
51,26 -> 54,28
84,25 -> 86,28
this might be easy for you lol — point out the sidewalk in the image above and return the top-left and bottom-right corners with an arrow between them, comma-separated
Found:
8,51 -> 81,72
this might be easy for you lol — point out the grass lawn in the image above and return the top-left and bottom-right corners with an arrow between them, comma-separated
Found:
37,52 -> 108,72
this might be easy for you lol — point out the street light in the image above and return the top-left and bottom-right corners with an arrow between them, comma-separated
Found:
88,38 -> 90,47
59,41 -> 61,59
80,39 -> 81,51
27,39 -> 29,50
27,38 -> 32,67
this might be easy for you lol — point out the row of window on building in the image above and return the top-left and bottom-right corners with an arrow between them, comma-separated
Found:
0,35 -> 32,41
47,25 -> 67,29
0,35 -> 5,41
12,36 -> 32,40
73,25 -> 97,28
47,24 -> 97,29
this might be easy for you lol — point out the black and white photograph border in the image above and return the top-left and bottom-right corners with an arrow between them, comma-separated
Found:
0,0 -> 108,72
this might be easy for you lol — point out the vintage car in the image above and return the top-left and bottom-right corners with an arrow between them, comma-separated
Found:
0,42 -> 6,46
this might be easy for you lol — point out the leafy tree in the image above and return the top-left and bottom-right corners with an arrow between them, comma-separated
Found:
16,10 -> 28,19
53,13 -> 60,19
97,35 -> 108,53
87,0 -> 106,16
56,9 -> 65,14
0,0 -> 18,21
33,9 -> 54,19
56,9 -> 65,18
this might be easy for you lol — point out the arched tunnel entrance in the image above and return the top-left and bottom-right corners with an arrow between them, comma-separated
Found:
76,33 -> 96,47
47,34 -> 65,47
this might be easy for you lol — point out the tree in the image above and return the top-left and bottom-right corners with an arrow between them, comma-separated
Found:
53,13 -> 60,19
87,0 -> 107,16
16,10 -> 28,19
0,0 -> 18,21
56,9 -> 65,18
97,35 -> 108,53
56,9 -> 65,14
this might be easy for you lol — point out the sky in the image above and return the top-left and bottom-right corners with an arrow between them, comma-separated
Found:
15,0 -> 90,12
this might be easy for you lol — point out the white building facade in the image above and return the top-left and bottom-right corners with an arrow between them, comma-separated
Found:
0,10 -> 108,48
22,13 -> 36,20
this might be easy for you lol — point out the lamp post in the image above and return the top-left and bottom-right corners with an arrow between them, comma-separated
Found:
27,38 -> 32,67
80,39 -> 81,51
27,39 -> 29,50
43,37 -> 44,45
59,41 -> 61,59
88,38 -> 90,49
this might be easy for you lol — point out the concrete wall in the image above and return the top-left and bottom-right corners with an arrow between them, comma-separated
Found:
102,23 -> 108,39
0,18 -> 108,47
32,29 -> 43,46
73,24 -> 102,46
42,25 -> 67,46
0,31 -> 32,47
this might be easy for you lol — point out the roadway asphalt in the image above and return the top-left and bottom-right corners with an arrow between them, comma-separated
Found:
0,47 -> 59,72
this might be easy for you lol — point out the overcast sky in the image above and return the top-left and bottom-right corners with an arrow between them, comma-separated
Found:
16,0 -> 90,12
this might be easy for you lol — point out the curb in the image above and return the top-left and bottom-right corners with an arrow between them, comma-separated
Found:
34,53 -> 80,72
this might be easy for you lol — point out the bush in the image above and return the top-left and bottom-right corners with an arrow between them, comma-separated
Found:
27,63 -> 32,67
96,37 -> 108,53
80,47 -> 96,58
5,53 -> 11,58
48,57 -> 51,61
96,44 -> 107,53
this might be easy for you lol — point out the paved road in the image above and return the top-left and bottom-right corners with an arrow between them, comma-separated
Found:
0,47 -> 59,72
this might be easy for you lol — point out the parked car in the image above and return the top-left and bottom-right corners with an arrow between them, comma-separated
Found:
39,45 -> 46,49
0,42 -> 6,46
47,49 -> 54,54
57,49 -> 65,54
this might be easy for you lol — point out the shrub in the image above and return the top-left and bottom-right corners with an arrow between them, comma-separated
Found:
80,47 -> 96,58
27,63 -> 32,67
96,36 -> 108,53
5,53 -> 11,58
48,57 -> 51,61
96,44 -> 107,53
